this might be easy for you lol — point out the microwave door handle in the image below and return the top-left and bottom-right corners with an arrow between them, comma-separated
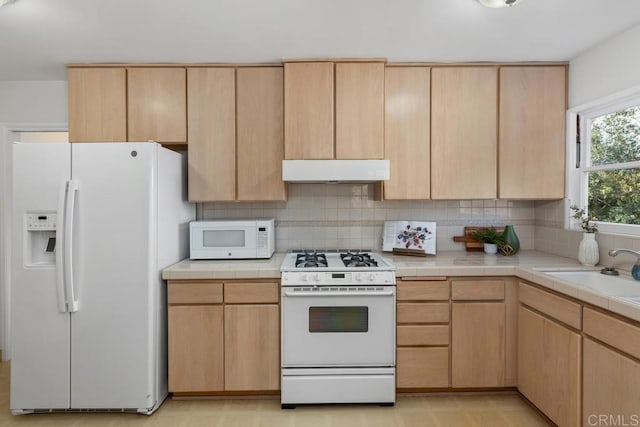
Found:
283,291 -> 395,297
64,180 -> 79,313
55,181 -> 68,313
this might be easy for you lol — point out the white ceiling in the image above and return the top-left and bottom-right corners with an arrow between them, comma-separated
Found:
0,0 -> 639,81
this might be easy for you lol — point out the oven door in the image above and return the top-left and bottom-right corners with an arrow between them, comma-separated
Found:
281,286 -> 396,367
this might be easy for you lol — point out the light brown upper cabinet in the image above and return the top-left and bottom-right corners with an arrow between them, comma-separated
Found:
68,67 -> 127,142
237,67 -> 286,201
187,68 -> 236,202
384,67 -> 431,199
127,67 -> 187,144
335,63 -> 385,159
188,67 -> 285,202
284,61 -> 384,160
431,67 -> 498,199
499,66 -> 566,199
284,62 -> 334,159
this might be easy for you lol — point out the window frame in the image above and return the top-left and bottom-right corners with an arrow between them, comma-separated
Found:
566,85 -> 640,236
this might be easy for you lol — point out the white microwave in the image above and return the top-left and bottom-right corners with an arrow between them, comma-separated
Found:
189,219 -> 275,260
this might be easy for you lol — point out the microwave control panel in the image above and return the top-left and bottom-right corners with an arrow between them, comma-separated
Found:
257,227 -> 268,248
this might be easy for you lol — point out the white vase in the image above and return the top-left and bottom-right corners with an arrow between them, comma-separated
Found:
578,232 -> 599,266
484,243 -> 498,254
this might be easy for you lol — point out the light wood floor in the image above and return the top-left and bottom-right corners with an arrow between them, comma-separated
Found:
0,360 -> 549,426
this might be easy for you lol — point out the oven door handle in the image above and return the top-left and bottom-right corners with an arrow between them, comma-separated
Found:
283,291 -> 395,297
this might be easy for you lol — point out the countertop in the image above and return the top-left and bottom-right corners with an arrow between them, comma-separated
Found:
162,253 -> 286,280
163,250 -> 640,322
385,250 -> 582,277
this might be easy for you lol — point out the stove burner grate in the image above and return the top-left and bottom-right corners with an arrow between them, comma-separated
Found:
340,252 -> 378,268
295,252 -> 328,268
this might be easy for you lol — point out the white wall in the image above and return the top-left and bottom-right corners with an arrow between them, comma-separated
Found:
569,23 -> 640,107
0,81 -> 67,123
536,25 -> 640,263
0,81 -> 67,359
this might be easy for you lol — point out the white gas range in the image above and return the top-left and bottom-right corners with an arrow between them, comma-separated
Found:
280,251 -> 396,408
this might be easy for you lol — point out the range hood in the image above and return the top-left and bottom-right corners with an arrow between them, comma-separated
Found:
282,160 -> 390,183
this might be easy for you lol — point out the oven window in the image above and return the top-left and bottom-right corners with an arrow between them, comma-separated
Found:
308,307 -> 368,333
203,230 -> 245,247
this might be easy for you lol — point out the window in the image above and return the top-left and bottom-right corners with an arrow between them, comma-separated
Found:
568,90 -> 640,235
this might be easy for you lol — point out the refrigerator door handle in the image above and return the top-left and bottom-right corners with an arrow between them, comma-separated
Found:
64,180 -> 79,312
55,181 -> 68,313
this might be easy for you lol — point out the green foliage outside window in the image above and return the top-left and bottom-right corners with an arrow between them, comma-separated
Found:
588,106 -> 640,225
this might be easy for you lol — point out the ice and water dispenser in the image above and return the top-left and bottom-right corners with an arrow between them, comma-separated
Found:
24,213 -> 57,267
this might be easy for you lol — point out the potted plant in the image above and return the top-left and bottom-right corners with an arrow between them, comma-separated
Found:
471,227 -> 505,254
570,205 -> 599,266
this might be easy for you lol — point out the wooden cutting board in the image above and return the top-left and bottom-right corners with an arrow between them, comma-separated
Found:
453,226 -> 505,252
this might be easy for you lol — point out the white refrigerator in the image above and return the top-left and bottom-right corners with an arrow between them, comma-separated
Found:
10,142 -> 194,414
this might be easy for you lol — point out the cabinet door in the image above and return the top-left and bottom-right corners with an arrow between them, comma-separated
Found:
452,302 -> 505,387
583,338 -> 640,424
68,68 -> 127,142
384,67 -> 431,199
499,66 -> 566,199
284,62 -> 334,159
168,305 -> 224,392
127,68 -> 186,144
224,305 -> 279,391
187,67 -> 236,201
397,347 -> 449,388
518,305 -> 581,427
335,63 -> 384,159
431,67 -> 498,199
237,67 -> 286,201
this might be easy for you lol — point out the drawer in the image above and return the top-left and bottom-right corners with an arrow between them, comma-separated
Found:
224,282 -> 279,304
397,303 -> 450,324
583,308 -> 640,360
168,281 -> 223,304
397,325 -> 449,346
397,280 -> 449,301
519,282 -> 582,330
452,280 -> 504,301
397,347 -> 449,388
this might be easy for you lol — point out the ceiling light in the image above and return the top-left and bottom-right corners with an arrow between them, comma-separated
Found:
0,0 -> 18,7
476,0 -> 525,8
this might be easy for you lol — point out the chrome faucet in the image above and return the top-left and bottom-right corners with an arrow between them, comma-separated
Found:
607,248 -> 640,281
608,248 -> 640,258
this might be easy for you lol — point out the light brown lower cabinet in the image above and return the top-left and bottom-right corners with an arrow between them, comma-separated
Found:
224,304 -> 280,391
583,338 -> 640,424
397,325 -> 449,346
168,305 -> 224,392
451,302 -> 505,387
397,347 -> 449,388
518,305 -> 581,427
396,279 -> 451,389
166,274 -> 636,421
168,280 -> 280,394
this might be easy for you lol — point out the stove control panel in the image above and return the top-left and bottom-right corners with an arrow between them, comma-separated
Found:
282,271 -> 396,286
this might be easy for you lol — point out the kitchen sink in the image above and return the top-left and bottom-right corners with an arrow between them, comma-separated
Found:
543,270 -> 640,298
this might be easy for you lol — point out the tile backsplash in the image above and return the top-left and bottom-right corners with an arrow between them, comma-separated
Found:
200,184 -> 535,253
535,200 -> 640,271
